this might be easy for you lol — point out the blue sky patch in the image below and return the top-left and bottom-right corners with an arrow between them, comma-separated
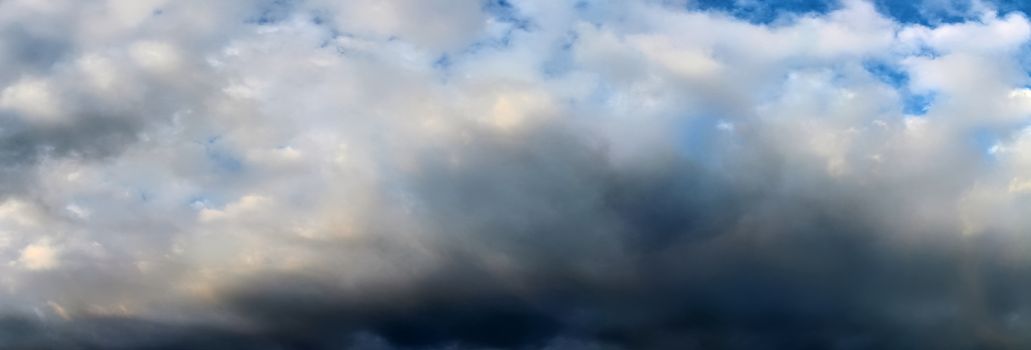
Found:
688,0 -> 1031,26
245,0 -> 298,25
864,60 -> 908,87
902,93 -> 936,116
689,0 -> 837,24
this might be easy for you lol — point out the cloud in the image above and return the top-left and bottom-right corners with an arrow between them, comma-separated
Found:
3,0 -> 1031,348
17,241 -> 58,271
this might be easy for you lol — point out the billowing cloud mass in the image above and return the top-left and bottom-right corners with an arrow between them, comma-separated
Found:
5,0 -> 1031,348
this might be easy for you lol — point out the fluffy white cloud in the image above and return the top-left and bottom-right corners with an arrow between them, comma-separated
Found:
3,0 -> 1031,348
17,241 -> 58,271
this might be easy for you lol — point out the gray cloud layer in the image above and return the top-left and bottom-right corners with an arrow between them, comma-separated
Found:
3,0 -> 1031,349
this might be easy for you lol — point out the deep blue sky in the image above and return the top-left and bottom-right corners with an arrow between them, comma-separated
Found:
692,0 -> 1031,24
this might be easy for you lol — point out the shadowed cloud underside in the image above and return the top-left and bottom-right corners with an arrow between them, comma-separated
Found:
4,0 -> 1031,349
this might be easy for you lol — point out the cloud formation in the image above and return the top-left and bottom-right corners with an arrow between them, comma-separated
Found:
4,0 -> 1031,348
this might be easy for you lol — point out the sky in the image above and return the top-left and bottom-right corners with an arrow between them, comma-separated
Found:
4,0 -> 1031,348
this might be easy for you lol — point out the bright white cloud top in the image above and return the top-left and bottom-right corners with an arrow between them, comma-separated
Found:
3,0 -> 1031,348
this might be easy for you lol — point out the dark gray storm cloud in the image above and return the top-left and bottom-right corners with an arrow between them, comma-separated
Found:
6,119 -> 1031,349
4,0 -> 1031,349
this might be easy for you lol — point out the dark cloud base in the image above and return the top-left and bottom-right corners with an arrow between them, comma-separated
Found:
6,237 -> 1030,349
3,1 -> 1031,349
5,124 -> 1031,350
